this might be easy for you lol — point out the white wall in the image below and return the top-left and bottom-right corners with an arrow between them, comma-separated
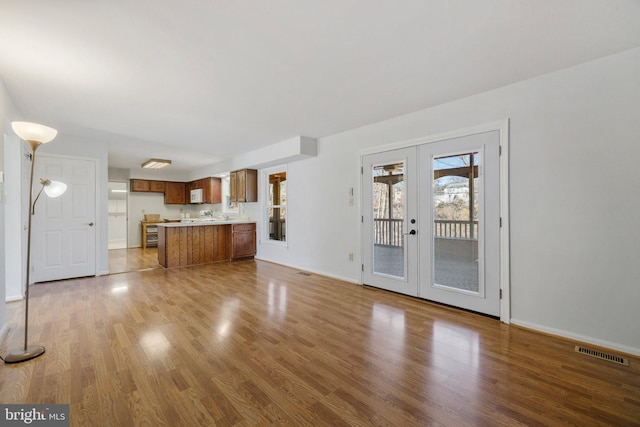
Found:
256,47 -> 640,355
2,131 -> 24,300
0,77 -> 17,338
128,193 -> 185,247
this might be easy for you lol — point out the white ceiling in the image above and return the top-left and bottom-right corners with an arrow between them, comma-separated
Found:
1,1 -> 639,172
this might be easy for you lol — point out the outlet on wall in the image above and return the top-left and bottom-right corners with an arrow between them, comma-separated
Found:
348,252 -> 354,261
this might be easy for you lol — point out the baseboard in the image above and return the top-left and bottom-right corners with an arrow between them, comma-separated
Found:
510,318 -> 640,358
0,323 -> 9,346
254,257 -> 360,285
5,295 -> 23,302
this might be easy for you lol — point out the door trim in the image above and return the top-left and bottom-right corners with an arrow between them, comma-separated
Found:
360,120 -> 510,323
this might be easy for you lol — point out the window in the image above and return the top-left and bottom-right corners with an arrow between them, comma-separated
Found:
265,168 -> 286,243
221,175 -> 239,213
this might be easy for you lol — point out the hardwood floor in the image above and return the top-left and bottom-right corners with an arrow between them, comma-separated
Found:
108,247 -> 162,274
1,259 -> 639,426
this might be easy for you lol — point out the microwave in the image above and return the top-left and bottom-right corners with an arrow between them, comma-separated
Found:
190,188 -> 203,203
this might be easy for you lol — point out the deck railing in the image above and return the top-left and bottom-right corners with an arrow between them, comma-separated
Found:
433,219 -> 478,240
373,218 -> 478,246
374,218 -> 404,246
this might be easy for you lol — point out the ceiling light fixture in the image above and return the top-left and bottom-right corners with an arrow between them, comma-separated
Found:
141,158 -> 171,169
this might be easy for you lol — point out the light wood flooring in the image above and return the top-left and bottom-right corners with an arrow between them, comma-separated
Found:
108,247 -> 162,274
1,256 -> 639,426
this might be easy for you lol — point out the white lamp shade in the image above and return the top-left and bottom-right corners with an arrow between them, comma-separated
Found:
43,181 -> 67,198
12,121 -> 58,144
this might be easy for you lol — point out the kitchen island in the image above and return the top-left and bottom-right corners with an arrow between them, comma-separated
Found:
157,221 -> 256,268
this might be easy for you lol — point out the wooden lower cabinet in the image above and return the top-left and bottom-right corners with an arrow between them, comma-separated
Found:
158,223 -> 255,268
229,223 -> 257,259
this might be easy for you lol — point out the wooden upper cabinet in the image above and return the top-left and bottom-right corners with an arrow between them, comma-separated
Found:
150,181 -> 166,192
187,177 -> 221,204
229,171 -> 237,202
130,179 -> 151,192
230,169 -> 257,203
165,182 -> 186,204
131,179 -> 165,193
202,177 -> 222,204
131,178 -> 220,205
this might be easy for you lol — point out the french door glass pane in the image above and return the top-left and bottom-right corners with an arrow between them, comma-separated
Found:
433,152 -> 479,292
372,162 -> 405,278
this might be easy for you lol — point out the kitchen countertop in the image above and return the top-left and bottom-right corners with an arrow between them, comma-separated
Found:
158,220 -> 256,227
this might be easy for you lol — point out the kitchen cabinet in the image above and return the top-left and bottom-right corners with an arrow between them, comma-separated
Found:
228,223 -> 256,259
141,221 -> 162,249
157,222 -> 256,268
131,179 -> 151,192
165,182 -> 187,204
150,181 -> 166,192
130,178 -> 220,205
188,177 -> 222,204
130,179 -> 166,193
229,169 -> 257,203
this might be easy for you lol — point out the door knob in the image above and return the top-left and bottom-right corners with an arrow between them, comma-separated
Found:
409,229 -> 417,235
88,222 -> 94,227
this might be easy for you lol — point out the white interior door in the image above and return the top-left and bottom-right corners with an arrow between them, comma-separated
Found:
418,131 -> 501,316
362,147 -> 418,296
31,155 -> 96,283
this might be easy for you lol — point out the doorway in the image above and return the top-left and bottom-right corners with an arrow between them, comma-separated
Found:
108,181 -> 128,249
362,128 -> 506,318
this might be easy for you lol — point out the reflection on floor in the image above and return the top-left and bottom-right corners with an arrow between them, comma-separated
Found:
108,247 -> 162,274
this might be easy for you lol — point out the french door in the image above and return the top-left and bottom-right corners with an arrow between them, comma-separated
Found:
362,130 -> 502,317
362,147 -> 418,295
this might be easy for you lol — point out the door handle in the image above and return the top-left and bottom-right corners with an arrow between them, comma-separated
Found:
403,229 -> 417,236
88,222 -> 94,227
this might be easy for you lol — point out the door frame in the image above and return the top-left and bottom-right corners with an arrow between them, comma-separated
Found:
360,120 -> 510,323
108,180 -> 129,250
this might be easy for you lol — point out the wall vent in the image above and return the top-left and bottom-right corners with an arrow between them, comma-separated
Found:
297,272 -> 311,276
575,346 -> 629,366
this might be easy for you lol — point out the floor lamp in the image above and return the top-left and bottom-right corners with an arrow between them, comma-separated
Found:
4,121 -> 67,364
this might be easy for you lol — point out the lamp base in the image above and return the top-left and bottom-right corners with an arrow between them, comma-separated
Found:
4,344 -> 45,364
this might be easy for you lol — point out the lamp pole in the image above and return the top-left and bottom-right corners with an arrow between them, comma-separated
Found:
4,141 -> 46,363
4,122 -> 58,364
23,140 -> 42,352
